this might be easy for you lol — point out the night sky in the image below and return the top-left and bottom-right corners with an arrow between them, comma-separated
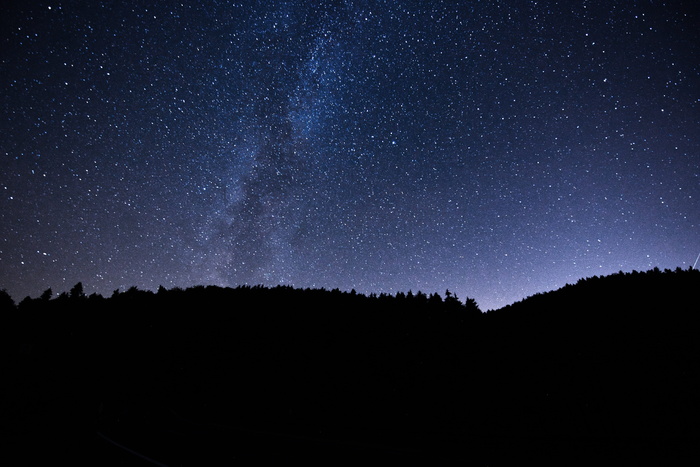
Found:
2,1 -> 698,311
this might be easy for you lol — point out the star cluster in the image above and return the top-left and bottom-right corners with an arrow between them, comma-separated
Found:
2,1 -> 698,310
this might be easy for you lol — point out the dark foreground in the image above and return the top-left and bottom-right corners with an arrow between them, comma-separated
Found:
2,269 -> 699,464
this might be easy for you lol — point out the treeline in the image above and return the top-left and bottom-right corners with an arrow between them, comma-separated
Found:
0,268 -> 698,463
1,282 -> 481,316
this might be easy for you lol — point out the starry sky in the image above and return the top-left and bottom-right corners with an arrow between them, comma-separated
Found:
1,1 -> 698,311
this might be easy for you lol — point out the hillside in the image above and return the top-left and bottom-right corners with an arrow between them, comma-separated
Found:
1,268 -> 698,463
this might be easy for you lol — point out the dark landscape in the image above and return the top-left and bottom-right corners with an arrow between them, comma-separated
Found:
1,267 -> 698,464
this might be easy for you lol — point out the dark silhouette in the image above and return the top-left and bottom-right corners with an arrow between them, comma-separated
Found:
69,281 -> 85,300
0,268 -> 698,464
39,288 -> 53,301
0,288 -> 13,310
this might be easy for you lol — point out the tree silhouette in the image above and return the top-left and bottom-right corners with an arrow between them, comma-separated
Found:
464,297 -> 480,315
0,288 -> 14,310
40,288 -> 53,301
70,282 -> 85,300
444,289 -> 462,311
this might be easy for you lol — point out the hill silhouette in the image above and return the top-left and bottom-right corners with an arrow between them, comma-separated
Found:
1,267 -> 698,463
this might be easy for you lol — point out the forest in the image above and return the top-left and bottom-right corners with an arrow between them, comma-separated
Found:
1,267 -> 699,463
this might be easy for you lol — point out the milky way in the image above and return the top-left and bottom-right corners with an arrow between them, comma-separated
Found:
2,1 -> 698,310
